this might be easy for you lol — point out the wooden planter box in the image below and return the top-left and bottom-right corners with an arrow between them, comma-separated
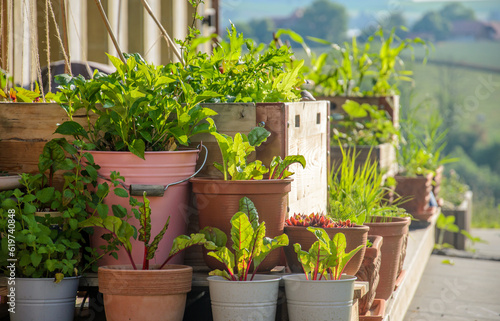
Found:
0,101 -> 329,215
330,143 -> 397,178
435,191 -> 472,250
317,95 -> 399,126
192,101 -> 329,215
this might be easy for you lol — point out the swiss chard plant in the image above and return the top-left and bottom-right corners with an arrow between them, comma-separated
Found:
79,191 -> 224,270
332,100 -> 398,146
293,227 -> 363,280
207,197 -> 289,281
212,127 -> 306,180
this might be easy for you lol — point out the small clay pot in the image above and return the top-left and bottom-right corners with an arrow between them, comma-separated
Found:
284,224 -> 369,276
356,235 -> 383,315
395,173 -> 434,220
98,264 -> 192,321
364,216 -> 410,301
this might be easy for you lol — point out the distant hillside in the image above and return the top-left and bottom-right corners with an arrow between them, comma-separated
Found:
221,0 -> 500,30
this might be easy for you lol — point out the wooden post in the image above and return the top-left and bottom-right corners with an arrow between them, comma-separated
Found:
0,0 -> 8,71
93,0 -> 125,63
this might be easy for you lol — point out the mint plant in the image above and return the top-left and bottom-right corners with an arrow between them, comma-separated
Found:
0,138 -> 110,280
207,197 -> 289,281
293,227 -> 363,280
212,127 -> 306,180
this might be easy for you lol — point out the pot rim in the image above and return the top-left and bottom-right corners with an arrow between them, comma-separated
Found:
98,264 -> 193,273
284,224 -> 369,231
207,275 -> 282,283
364,216 -> 411,225
190,177 -> 293,183
282,273 -> 357,282
15,276 -> 81,281
85,149 -> 200,155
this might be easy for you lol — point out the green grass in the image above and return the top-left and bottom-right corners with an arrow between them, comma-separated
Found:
471,194 -> 500,229
411,41 -> 500,69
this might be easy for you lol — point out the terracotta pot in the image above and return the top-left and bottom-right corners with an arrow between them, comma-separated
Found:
432,165 -> 444,200
90,150 -> 199,266
356,235 -> 383,315
190,177 -> 292,272
284,225 -> 368,275
0,174 -> 22,191
396,231 -> 409,281
98,264 -> 192,321
364,216 -> 410,301
395,173 -> 434,220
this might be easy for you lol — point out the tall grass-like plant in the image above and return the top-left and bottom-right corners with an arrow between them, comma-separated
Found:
328,144 -> 408,224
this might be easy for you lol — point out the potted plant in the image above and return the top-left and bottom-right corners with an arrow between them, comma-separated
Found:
283,227 -> 363,321
205,197 -> 288,321
330,100 -> 399,176
328,145 -> 411,301
0,138 -> 107,321
284,213 -> 368,275
79,189 -> 223,321
190,126 -> 305,271
50,52 -> 220,266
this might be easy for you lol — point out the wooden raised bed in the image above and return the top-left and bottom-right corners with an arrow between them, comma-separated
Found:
0,101 -> 329,215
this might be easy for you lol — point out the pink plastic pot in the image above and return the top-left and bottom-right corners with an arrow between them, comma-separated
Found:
90,150 -> 199,266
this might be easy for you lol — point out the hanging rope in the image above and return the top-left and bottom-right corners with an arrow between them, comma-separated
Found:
47,0 -> 72,75
6,0 -> 11,89
45,0 -> 51,90
139,0 -> 184,65
30,0 -> 44,99
20,0 -> 27,89
93,0 -> 126,63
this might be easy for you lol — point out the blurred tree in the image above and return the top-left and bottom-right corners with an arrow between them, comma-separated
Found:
294,0 -> 347,43
440,3 -> 476,22
412,11 -> 451,41
233,18 -> 276,44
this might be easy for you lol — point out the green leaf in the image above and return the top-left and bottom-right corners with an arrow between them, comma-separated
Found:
247,127 -> 271,147
114,187 -> 129,198
239,197 -> 259,230
54,121 -> 89,139
200,226 -> 227,249
96,203 -> 109,218
31,252 -> 43,267
111,204 -> 127,218
207,247 -> 235,277
35,187 -> 55,203
168,233 -> 208,259
342,100 -> 368,118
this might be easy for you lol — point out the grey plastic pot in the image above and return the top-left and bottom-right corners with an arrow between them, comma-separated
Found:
208,275 -> 281,321
283,274 -> 357,321
10,276 -> 79,321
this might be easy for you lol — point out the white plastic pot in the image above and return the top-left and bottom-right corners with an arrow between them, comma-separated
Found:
208,275 -> 281,321
283,274 -> 357,321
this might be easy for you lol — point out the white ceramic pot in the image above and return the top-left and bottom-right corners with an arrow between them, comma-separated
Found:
208,275 -> 281,321
283,274 -> 357,321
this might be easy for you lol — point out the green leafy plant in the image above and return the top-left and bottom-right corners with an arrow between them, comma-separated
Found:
212,127 -> 306,180
398,109 -> 457,177
0,69 -> 41,102
79,191 -> 223,270
207,197 -> 289,281
176,24 -> 303,103
285,213 -> 355,228
435,213 -> 486,251
0,139 -> 108,279
328,144 -> 409,224
332,100 -> 398,146
293,227 -> 363,280
49,53 -> 219,159
278,27 -> 428,97
440,170 -> 470,208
